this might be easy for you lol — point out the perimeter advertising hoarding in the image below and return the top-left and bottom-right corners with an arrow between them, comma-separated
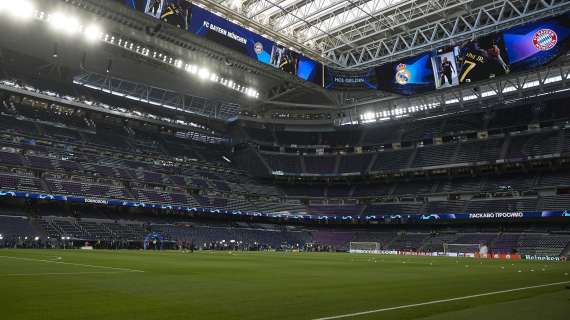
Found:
3,189 -> 570,223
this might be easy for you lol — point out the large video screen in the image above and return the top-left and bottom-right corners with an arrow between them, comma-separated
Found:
458,33 -> 510,84
431,47 -> 461,89
375,53 -> 435,95
115,1 -> 323,85
113,2 -> 568,94
189,5 -> 273,65
501,13 -> 570,72
297,55 -> 323,84
120,0 -> 191,29
324,67 -> 378,90
189,5 -> 322,85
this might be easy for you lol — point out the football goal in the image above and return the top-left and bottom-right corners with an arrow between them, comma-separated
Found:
443,243 -> 482,254
349,242 -> 381,254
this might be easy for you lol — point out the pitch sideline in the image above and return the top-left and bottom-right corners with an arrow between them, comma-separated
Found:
0,271 -> 140,277
313,281 -> 569,320
0,255 -> 145,273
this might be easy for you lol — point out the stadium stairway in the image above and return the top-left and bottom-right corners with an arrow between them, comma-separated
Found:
365,153 -> 378,175
406,147 -> 418,169
333,155 -> 341,175
499,135 -> 511,160
29,218 -> 47,239
39,178 -> 52,194
300,156 -> 307,174
252,147 -> 273,176
348,185 -> 356,198
561,241 -> 570,257
557,129 -> 565,153
381,234 -> 400,250
450,143 -> 461,163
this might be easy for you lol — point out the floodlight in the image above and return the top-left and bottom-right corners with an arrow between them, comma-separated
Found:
9,0 -> 35,20
84,24 -> 103,42
186,64 -> 198,74
198,68 -> 210,80
48,12 -> 67,30
48,12 -> 81,35
66,17 -> 81,35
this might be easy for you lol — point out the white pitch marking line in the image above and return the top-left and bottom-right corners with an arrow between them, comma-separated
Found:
0,271 -> 135,277
0,255 -> 145,273
313,281 -> 570,320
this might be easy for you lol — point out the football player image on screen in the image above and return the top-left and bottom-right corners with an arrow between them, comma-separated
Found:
278,51 -> 298,75
160,1 -> 189,29
431,49 -> 460,89
270,46 -> 285,69
440,58 -> 455,85
459,36 -> 510,83
145,0 -> 163,18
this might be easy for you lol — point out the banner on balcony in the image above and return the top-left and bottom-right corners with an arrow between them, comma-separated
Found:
2,190 -> 570,222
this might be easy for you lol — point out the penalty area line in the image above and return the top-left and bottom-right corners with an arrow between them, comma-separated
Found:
0,255 -> 145,273
312,281 -> 570,320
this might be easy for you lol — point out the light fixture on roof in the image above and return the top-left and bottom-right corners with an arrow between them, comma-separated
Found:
198,68 -> 210,80
6,0 -> 35,20
84,24 -> 103,42
48,12 -> 80,35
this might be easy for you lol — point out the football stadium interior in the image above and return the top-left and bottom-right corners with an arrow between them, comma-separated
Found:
0,0 -> 570,319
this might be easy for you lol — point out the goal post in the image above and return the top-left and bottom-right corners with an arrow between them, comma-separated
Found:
349,242 -> 381,254
443,243 -> 481,254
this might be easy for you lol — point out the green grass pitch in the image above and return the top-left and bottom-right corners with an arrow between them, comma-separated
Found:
0,250 -> 569,320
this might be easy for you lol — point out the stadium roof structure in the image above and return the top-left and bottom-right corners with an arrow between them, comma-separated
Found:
1,0 -> 569,125
202,0 -> 569,69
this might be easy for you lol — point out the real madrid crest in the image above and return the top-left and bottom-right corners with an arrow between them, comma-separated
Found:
395,63 -> 411,85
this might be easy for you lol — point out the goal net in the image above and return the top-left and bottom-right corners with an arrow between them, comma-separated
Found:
349,242 -> 381,254
443,243 -> 481,254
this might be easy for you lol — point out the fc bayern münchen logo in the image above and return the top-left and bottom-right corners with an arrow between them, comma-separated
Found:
532,29 -> 558,51
254,42 -> 263,55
